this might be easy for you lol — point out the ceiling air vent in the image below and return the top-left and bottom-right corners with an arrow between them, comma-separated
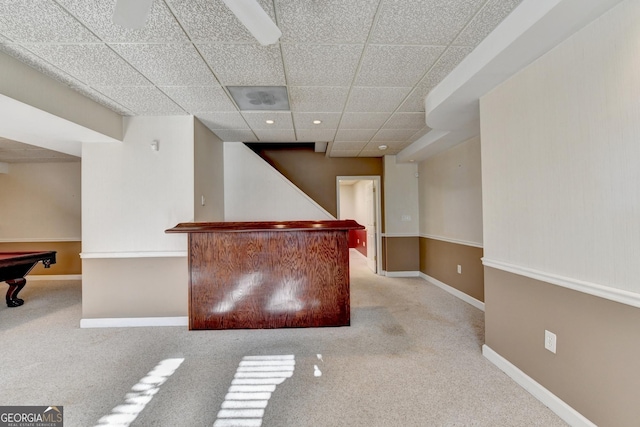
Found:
227,86 -> 290,111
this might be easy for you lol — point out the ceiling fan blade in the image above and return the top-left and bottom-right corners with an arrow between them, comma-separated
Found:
113,0 -> 154,30
222,0 -> 282,46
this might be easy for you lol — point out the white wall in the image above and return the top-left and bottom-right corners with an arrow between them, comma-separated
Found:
418,136 -> 483,246
0,162 -> 81,241
480,0 -> 640,295
338,184 -> 356,220
384,155 -> 419,236
223,142 -> 333,221
82,116 -> 194,255
194,118 -> 224,222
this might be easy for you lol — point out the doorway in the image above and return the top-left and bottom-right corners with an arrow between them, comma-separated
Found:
336,176 -> 382,274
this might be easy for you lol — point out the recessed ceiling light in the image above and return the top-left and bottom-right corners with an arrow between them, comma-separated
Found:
378,145 -> 388,150
313,120 -> 322,125
265,119 -> 275,124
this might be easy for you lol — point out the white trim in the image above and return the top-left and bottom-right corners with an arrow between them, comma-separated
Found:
419,272 -> 485,311
483,258 -> 640,309
0,237 -> 81,243
382,233 -> 419,238
385,271 -> 420,278
420,234 -> 483,248
80,316 -> 188,328
27,274 -> 81,281
80,251 -> 187,259
482,345 -> 596,427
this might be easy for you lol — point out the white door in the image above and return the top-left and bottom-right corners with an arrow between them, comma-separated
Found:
365,181 -> 377,273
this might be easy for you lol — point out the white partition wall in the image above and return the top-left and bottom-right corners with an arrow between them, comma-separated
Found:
81,116 -> 195,323
223,142 -> 334,221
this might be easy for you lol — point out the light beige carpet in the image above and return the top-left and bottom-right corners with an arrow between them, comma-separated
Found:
0,251 -> 567,426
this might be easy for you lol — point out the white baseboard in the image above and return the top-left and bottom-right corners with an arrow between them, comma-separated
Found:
419,272 -> 485,311
385,271 -> 420,278
80,316 -> 188,328
482,345 -> 596,427
27,274 -> 82,281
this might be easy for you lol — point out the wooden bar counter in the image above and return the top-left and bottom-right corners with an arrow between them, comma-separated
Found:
166,220 -> 364,330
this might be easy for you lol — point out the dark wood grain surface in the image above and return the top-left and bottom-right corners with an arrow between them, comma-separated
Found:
188,229 -> 351,330
166,219 -> 364,233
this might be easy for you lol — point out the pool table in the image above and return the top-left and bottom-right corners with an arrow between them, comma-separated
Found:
0,251 -> 56,307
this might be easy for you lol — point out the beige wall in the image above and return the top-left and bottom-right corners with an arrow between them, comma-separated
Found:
81,116 -> 193,254
82,257 -> 187,318
0,241 -> 81,275
81,116 -> 195,319
250,144 -> 382,217
417,136 -> 483,298
480,1 -> 640,425
194,118 -> 224,222
485,267 -> 640,427
418,136 -> 482,246
383,155 -> 419,236
420,237 -> 483,301
385,236 -> 419,272
480,0 -> 640,295
0,162 -> 81,241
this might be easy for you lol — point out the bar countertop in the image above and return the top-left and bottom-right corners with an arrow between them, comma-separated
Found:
166,220 -> 364,234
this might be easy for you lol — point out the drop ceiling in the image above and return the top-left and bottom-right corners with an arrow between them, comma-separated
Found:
0,0 -> 523,161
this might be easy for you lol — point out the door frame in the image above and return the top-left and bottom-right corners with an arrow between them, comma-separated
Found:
336,175 -> 382,275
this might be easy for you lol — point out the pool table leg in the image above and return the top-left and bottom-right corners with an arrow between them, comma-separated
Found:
5,278 -> 26,307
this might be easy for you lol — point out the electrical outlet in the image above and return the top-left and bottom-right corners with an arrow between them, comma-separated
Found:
457,265 -> 462,274
545,330 -> 557,354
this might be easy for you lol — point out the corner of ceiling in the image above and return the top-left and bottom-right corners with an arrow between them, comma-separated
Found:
398,0 -> 625,163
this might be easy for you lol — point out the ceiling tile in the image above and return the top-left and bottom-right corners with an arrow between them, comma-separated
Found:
289,86 -> 349,112
371,0 -> 485,45
335,129 -> 377,141
408,126 -> 432,142
24,44 -> 149,86
372,128 -> 417,142
421,46 -> 475,87
329,150 -> 360,158
197,43 -> 285,86
398,46 -> 474,112
0,43 -> 133,114
295,129 -> 337,142
331,141 -> 368,150
345,87 -> 412,112
292,113 -> 342,129
276,0 -> 379,43
95,86 -> 186,115
241,111 -> 293,129
282,44 -> 363,86
453,0 -> 524,46
0,0 -> 99,43
195,112 -> 250,129
254,128 -> 297,142
56,0 -> 189,43
356,45 -> 445,87
161,86 -> 236,112
357,149 -> 387,157
382,112 -> 425,129
212,129 -> 258,142
0,138 -> 39,150
339,113 -> 391,129
111,43 -> 217,86
167,0 -> 276,42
